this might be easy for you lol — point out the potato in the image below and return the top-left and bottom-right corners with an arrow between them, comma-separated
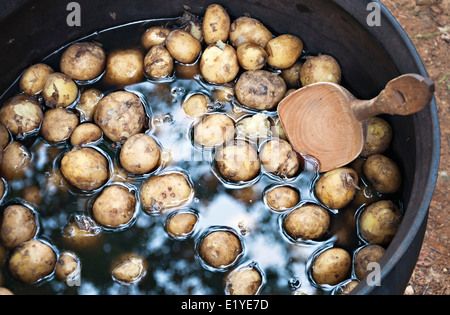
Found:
273,117 -> 287,140
200,42 -> 240,84
199,228 -> 243,269
55,251 -> 81,282
236,43 -> 268,71
111,253 -> 147,285
235,70 -> 286,111
0,179 -> 6,201
264,185 -> 300,211
62,214 -> 103,250
215,140 -> 261,183
236,113 -> 271,139
193,113 -> 235,148
70,122 -> 102,146
20,185 -> 42,207
0,141 -> 32,180
353,244 -> 385,280
19,63 -> 54,96
350,184 -> 380,208
165,29 -> 202,64
8,239 -> 56,283
311,247 -> 351,286
335,279 -> 360,295
42,72 -> 79,108
60,147 -> 109,191
0,123 -> 10,149
284,204 -> 330,240
0,287 -> 14,295
260,139 -> 300,178
144,44 -> 174,79
212,85 -> 235,103
182,19 -> 203,42
76,89 -> 103,122
315,167 -> 359,210
119,133 -> 161,175
141,26 -> 171,50
0,204 -> 37,249
281,62 -> 303,89
202,4 -> 230,45
300,54 -> 341,86
360,117 -> 393,157
92,184 -> 137,228
224,263 -> 263,295
363,154 -> 402,194
266,34 -> 303,69
229,16 -> 273,48
358,200 -> 402,246
165,210 -> 198,239
140,171 -> 193,214
182,93 -> 209,119
94,91 -> 146,143
104,47 -> 145,86
0,95 -> 43,137
60,42 -> 106,81
40,108 -> 79,143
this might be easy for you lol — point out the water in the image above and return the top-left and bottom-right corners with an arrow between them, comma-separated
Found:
0,16 -> 385,296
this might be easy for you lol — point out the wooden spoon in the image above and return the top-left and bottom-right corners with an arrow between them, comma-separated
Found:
278,74 -> 435,172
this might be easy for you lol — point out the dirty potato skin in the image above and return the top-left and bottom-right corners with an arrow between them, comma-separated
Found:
236,42 -> 268,71
358,200 -> 402,246
266,34 -> 303,70
40,108 -> 79,143
193,113 -> 235,148
284,204 -> 330,241
315,167 -> 359,210
215,140 -> 261,183
60,42 -> 106,81
229,16 -> 273,48
141,26 -> 171,50
360,117 -> 393,157
8,239 -> 57,284
119,133 -> 161,175
235,70 -> 286,111
363,154 -> 402,194
0,141 -> 32,180
199,229 -> 243,269
70,122 -> 103,146
0,95 -> 44,137
165,29 -> 202,64
224,264 -> 263,295
165,210 -> 198,239
60,147 -> 109,191
92,184 -> 137,228
19,63 -> 54,96
202,4 -> 230,45
144,44 -> 174,79
264,186 -> 300,211
42,72 -> 79,108
140,172 -> 193,213
94,91 -> 146,143
0,204 -> 37,249
300,54 -> 342,86
200,43 -> 240,84
111,253 -> 147,284
104,47 -> 145,86
353,244 -> 385,281
259,139 -> 300,178
312,247 -> 351,286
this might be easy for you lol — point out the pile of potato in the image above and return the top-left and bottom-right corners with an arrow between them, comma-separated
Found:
0,3 -> 404,295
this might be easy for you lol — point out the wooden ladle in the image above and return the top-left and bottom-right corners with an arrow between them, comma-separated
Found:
277,74 -> 435,172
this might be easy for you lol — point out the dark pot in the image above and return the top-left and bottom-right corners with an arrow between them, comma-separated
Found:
0,0 -> 440,295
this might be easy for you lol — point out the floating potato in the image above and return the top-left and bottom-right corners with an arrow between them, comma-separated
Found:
200,43 -> 240,84
144,44 -> 174,79
141,26 -> 171,50
140,172 -> 193,214
363,154 -> 402,194
62,214 -> 103,251
0,204 -> 37,249
266,34 -> 303,69
236,42 -> 268,71
40,108 -> 79,143
312,247 -> 351,286
19,63 -> 54,96
111,253 -> 147,285
0,141 -> 32,180
202,4 -> 230,45
229,16 -> 273,48
165,29 -> 202,64
0,95 -> 43,137
165,210 -> 198,239
104,47 -> 145,86
193,113 -> 235,148
353,244 -> 386,281
60,42 -> 106,81
284,204 -> 330,240
260,139 -> 300,178
199,228 -> 243,269
119,133 -> 161,175
76,89 -> 103,122
300,54 -> 341,86
42,72 -> 79,108
224,263 -> 264,295
264,185 -> 300,211
70,122 -> 103,146
360,117 -> 393,157
55,251 -> 81,282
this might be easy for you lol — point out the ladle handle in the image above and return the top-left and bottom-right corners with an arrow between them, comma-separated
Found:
352,74 -> 435,121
